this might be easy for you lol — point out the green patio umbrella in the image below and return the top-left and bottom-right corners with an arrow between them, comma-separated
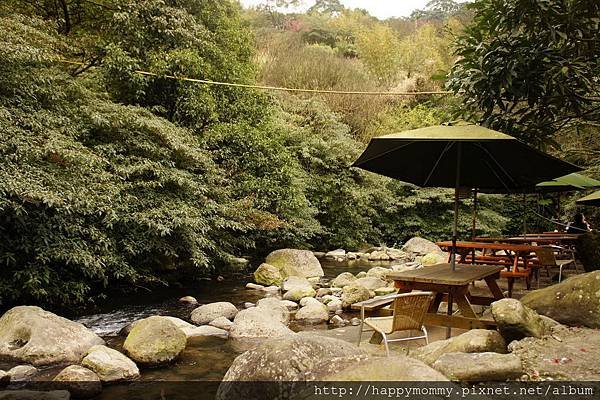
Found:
577,190 -> 600,206
352,125 -> 581,270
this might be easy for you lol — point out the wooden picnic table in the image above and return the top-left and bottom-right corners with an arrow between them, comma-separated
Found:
473,235 -> 579,245
387,263 -> 504,337
436,240 -> 540,297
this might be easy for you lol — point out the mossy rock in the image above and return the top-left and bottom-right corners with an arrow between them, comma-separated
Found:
123,316 -> 186,367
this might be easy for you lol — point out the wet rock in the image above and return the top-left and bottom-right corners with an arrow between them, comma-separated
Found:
245,283 -> 264,290
229,308 -> 293,340
321,356 -> 448,381
401,237 -> 443,256
387,248 -> 412,262
329,315 -> 345,326
243,302 -> 255,309
355,277 -> 387,291
282,287 -> 316,302
178,296 -> 198,305
331,272 -> 356,288
7,365 -> 37,382
0,306 -> 104,366
323,298 -> 342,312
366,267 -> 392,281
262,285 -> 280,293
252,263 -> 284,286
209,317 -> 234,331
491,299 -> 557,342
368,250 -> 390,261
433,352 -> 523,382
411,329 -> 507,366
217,333 -> 365,399
341,285 -> 370,309
52,365 -> 102,398
350,317 -> 361,326
265,249 -> 324,279
295,302 -> 329,323
190,302 -> 238,325
0,390 -> 70,400
81,345 -> 139,382
299,297 -> 320,307
421,252 -> 446,266
520,270 -> 600,328
123,316 -> 186,366
315,288 -> 331,297
279,300 -> 299,311
346,252 -> 358,260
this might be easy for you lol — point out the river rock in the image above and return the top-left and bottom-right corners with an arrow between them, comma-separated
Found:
520,270 -> 600,328
262,285 -> 280,293
315,288 -> 331,297
366,267 -> 392,281
217,334 -> 365,399
295,302 -> 329,323
433,352 -> 523,382
0,370 -> 8,386
252,263 -> 284,286
7,365 -> 37,381
52,365 -> 102,398
321,356 -> 449,381
341,285 -> 370,309
190,302 -> 238,325
355,277 -> 387,291
421,251 -> 446,266
0,391 -> 70,400
282,287 -> 316,301
178,296 -> 198,305
387,248 -> 412,262
325,249 -> 346,258
331,272 -> 356,288
245,283 -> 264,290
401,237 -> 443,256
299,297 -> 320,307
123,316 -> 187,366
81,345 -> 139,382
265,249 -> 324,279
229,308 -> 293,340
329,315 -> 345,326
410,329 -> 507,366
324,298 -> 342,312
0,306 -> 105,366
368,250 -> 390,261
209,317 -> 234,331
255,298 -> 291,323
491,299 -> 556,342
374,287 -> 396,296
279,300 -> 299,311
391,262 -> 420,272
281,276 -> 313,292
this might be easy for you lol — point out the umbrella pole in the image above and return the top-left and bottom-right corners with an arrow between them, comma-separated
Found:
451,142 -> 462,272
471,189 -> 478,240
522,193 -> 527,238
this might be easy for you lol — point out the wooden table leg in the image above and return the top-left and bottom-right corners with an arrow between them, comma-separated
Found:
428,292 -> 444,313
446,291 -> 453,339
484,276 -> 505,300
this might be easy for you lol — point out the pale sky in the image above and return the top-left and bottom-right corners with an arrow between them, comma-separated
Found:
239,0 -> 437,19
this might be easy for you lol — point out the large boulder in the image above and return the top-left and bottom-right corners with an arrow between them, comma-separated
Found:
81,345 -> 139,382
265,249 -> 324,279
520,270 -> 600,328
410,329 -> 507,366
255,298 -> 291,324
341,285 -> 370,309
401,237 -> 443,256
217,333 -> 365,399
122,316 -> 187,366
331,272 -> 356,288
491,299 -> 557,342
252,263 -> 285,286
366,267 -> 392,281
229,308 -> 293,340
421,252 -> 446,266
52,365 -> 102,398
0,306 -> 104,366
282,287 -> 316,302
281,276 -> 313,292
321,356 -> 448,381
190,302 -> 238,325
433,352 -> 523,382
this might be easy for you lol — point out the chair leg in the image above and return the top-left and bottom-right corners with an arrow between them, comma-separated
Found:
422,326 -> 429,345
382,334 -> 390,357
357,307 -> 364,346
558,265 -> 563,283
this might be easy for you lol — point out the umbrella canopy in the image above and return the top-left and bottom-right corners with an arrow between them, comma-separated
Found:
353,125 -> 581,192
536,173 -> 600,193
353,124 -> 581,270
577,190 -> 600,206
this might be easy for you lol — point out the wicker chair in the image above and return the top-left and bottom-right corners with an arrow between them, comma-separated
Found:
357,292 -> 434,356
533,246 -> 576,283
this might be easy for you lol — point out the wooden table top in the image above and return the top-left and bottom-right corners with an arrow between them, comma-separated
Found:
436,240 -> 539,252
473,236 -> 578,244
387,263 -> 504,286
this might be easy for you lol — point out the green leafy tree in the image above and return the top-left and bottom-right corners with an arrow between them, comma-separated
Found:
447,0 -> 600,148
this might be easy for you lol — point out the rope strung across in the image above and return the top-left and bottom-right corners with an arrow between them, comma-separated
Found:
58,59 -> 453,97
